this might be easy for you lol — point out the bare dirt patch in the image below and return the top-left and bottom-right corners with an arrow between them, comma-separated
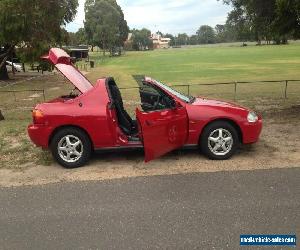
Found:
28,93 -> 41,98
0,108 -> 299,187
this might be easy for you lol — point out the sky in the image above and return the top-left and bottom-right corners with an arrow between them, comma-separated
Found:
66,0 -> 232,35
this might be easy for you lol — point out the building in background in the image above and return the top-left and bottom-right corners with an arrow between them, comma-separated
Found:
151,33 -> 171,49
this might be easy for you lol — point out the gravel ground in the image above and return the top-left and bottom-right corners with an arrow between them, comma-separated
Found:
0,106 -> 299,187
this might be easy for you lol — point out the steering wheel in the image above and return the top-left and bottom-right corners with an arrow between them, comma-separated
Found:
152,95 -> 162,110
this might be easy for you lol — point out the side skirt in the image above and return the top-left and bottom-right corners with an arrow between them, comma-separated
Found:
94,144 -> 198,153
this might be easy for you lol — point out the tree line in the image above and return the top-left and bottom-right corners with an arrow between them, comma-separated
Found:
220,0 -> 300,44
0,0 -> 129,80
69,0 -> 300,50
168,0 -> 300,46
1,0 -> 299,80
0,0 -> 79,80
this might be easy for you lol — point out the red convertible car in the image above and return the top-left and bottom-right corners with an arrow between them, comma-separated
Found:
28,48 -> 262,168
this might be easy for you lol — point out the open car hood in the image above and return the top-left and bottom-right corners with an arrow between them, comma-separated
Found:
42,48 -> 93,93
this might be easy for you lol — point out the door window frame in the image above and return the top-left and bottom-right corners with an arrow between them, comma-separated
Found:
139,81 -> 176,113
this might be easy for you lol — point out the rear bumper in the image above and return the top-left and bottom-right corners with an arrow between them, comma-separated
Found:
28,124 -> 52,148
242,118 -> 263,144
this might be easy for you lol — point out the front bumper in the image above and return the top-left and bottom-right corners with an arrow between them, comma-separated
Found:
28,124 -> 52,148
242,118 -> 263,144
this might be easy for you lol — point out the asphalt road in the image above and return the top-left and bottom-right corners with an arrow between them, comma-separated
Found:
0,168 -> 299,250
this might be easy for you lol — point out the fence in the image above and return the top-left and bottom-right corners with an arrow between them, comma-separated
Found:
0,89 -> 46,112
0,79 -> 299,109
120,79 -> 300,102
0,89 -> 45,102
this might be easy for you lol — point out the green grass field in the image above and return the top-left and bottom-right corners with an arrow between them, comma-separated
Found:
84,43 -> 300,107
0,43 -> 300,169
87,43 -> 300,85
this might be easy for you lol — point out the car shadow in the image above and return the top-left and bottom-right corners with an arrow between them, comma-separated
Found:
90,144 -> 258,164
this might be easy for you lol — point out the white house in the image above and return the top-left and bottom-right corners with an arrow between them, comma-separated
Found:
151,33 -> 171,49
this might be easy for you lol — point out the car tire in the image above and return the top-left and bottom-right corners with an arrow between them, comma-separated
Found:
200,121 -> 239,160
50,127 -> 92,168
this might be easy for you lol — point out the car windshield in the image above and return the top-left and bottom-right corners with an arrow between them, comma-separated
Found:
154,80 -> 194,103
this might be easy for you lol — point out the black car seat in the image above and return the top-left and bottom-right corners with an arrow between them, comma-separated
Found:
109,81 -> 137,135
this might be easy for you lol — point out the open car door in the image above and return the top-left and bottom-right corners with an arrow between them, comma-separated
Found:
136,81 -> 188,162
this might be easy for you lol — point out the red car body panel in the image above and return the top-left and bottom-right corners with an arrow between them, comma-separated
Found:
28,48 -> 263,162
43,48 -> 93,93
137,104 -> 188,162
29,79 -> 130,149
56,64 -> 93,93
46,48 -> 72,65
184,98 -> 263,145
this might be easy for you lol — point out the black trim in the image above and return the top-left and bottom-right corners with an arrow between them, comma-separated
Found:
94,144 -> 198,152
105,77 -> 138,136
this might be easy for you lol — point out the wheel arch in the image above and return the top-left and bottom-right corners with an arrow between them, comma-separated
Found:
199,118 -> 243,144
49,125 -> 94,150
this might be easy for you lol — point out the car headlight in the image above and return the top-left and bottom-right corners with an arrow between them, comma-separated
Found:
247,111 -> 258,123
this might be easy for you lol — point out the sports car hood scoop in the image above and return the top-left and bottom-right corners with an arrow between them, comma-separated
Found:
42,48 -> 93,93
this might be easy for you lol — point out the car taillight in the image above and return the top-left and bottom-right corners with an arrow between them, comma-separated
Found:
32,109 -> 44,124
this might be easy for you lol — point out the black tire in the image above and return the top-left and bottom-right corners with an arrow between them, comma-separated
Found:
200,121 -> 239,160
50,127 -> 92,168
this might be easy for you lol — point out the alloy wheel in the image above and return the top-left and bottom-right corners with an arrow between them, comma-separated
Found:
58,135 -> 83,163
208,128 -> 233,156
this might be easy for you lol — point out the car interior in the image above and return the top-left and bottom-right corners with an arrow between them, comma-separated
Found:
137,82 -> 175,112
107,77 -> 176,140
106,78 -> 139,138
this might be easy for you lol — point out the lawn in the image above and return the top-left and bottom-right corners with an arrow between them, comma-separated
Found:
0,43 -> 300,169
0,74 -> 71,169
86,42 -> 300,85
82,43 -> 300,108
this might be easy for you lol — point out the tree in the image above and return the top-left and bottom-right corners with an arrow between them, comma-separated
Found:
106,0 -> 129,47
66,29 -> 88,46
215,24 -> 226,36
60,28 -> 72,46
274,0 -> 300,41
131,29 -> 153,51
84,0 -> 128,54
189,35 -> 199,45
156,31 -> 164,37
75,28 -> 88,45
219,0 -> 299,44
215,24 -> 228,43
0,0 -> 78,79
176,33 -> 189,46
197,25 -> 216,44
164,34 -> 175,46
225,7 -> 254,42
